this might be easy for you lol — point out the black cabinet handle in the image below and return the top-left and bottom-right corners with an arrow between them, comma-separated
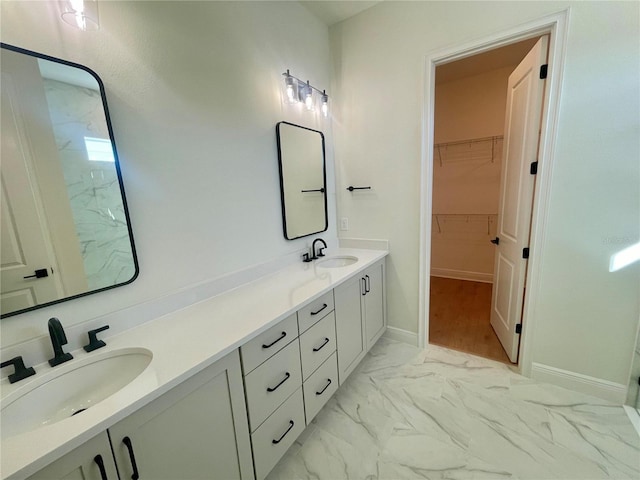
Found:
272,420 -> 295,444
312,337 -> 330,352
490,237 -> 500,245
301,188 -> 325,193
262,331 -> 287,349
310,303 -> 328,316
23,268 -> 48,279
94,455 -> 109,480
316,378 -> 332,395
122,437 -> 140,480
266,372 -> 290,392
346,186 -> 371,192
365,275 -> 371,293
361,277 -> 366,296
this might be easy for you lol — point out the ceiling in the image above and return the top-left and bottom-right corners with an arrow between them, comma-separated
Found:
436,38 -> 540,84
300,1 -> 382,26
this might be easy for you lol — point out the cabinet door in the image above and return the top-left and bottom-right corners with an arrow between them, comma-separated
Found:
27,432 -> 118,480
334,274 -> 365,385
109,350 -> 253,480
364,261 -> 386,349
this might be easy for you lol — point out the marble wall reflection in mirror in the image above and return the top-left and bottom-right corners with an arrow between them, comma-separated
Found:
276,122 -> 327,240
0,44 -> 138,318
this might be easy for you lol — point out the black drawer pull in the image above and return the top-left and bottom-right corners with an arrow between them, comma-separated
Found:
312,337 -> 330,352
266,372 -> 290,392
365,275 -> 371,293
310,303 -> 328,316
316,378 -> 332,395
262,331 -> 287,349
122,437 -> 140,480
272,420 -> 295,444
94,455 -> 108,480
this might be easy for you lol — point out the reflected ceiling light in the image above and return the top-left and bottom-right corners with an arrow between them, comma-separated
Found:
60,0 -> 100,31
281,69 -> 329,117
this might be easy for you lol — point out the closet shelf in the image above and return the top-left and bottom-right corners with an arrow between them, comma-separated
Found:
434,135 -> 503,166
432,213 -> 497,235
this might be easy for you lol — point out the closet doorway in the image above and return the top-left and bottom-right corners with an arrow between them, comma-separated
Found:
428,37 -> 545,365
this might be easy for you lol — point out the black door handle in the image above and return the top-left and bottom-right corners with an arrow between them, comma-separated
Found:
272,420 -> 295,444
94,455 -> 109,480
365,275 -> 371,293
266,372 -> 290,392
490,237 -> 500,245
310,303 -> 328,316
262,331 -> 287,349
312,337 -> 330,352
316,378 -> 332,395
122,437 -> 140,480
23,268 -> 49,279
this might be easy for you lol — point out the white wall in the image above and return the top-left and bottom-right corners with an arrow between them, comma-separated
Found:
331,1 -> 640,386
0,1 -> 336,348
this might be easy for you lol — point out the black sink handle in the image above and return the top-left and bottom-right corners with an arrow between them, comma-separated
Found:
84,325 -> 110,352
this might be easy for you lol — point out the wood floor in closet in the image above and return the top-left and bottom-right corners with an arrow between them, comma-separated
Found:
429,276 -> 511,364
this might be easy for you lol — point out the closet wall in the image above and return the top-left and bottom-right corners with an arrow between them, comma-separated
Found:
431,65 -> 514,282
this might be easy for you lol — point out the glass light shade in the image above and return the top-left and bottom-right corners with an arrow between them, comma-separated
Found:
60,0 -> 99,31
304,84 -> 315,111
283,74 -> 299,104
321,93 -> 329,117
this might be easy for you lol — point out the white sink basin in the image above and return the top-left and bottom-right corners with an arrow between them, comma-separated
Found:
1,347 -> 152,440
317,255 -> 358,268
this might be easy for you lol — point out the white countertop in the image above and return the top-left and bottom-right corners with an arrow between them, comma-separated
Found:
1,247 -> 388,479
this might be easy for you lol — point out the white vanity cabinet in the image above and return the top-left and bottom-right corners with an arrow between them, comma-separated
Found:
335,259 -> 386,384
27,432 -> 118,480
109,350 -> 253,480
28,351 -> 253,480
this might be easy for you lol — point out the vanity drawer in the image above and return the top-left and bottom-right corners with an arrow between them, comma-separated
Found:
297,291 -> 334,333
241,313 -> 298,374
251,388 -> 305,480
299,311 -> 336,380
303,352 -> 338,424
244,339 -> 302,432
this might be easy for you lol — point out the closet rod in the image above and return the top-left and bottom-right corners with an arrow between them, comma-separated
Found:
434,135 -> 503,148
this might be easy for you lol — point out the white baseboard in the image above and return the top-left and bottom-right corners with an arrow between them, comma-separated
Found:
623,406 -> 640,438
383,326 -> 419,346
431,268 -> 493,283
531,362 -> 628,404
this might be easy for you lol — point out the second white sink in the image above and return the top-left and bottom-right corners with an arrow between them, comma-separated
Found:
316,255 -> 358,268
1,347 -> 152,440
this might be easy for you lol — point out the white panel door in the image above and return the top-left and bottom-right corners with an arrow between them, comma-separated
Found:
0,69 -> 62,314
364,261 -> 385,348
490,36 -> 549,363
334,274 -> 365,384
27,431 -> 118,480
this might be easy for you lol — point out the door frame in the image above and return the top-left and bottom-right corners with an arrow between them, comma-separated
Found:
418,10 -> 570,376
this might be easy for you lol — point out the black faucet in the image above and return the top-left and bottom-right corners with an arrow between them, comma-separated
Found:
48,317 -> 73,367
312,238 -> 327,260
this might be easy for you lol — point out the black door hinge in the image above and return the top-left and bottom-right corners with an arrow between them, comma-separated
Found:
522,248 -> 530,259
530,161 -> 538,175
540,64 -> 548,79
515,324 -> 522,334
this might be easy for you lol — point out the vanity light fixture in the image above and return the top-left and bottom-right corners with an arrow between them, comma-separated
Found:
282,69 -> 329,117
60,0 -> 100,31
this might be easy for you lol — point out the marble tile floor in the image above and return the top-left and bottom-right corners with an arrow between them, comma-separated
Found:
267,338 -> 640,480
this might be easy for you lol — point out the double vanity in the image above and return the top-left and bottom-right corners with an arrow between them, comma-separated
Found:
1,248 -> 388,480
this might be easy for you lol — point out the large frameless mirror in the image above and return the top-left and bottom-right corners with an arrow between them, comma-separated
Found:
276,122 -> 327,240
0,43 -> 138,318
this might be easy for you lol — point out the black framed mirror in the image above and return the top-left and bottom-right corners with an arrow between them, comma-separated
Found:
276,122 -> 328,240
0,43 -> 138,318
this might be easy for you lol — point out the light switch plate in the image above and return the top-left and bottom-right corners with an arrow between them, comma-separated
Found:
340,218 -> 349,231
